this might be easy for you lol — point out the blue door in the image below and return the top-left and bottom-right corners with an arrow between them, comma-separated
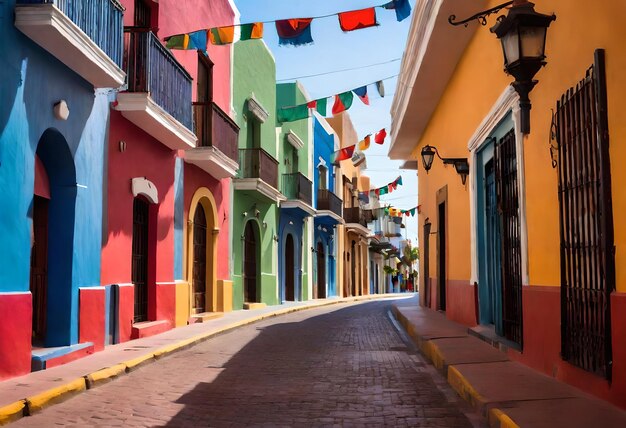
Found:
485,160 -> 503,336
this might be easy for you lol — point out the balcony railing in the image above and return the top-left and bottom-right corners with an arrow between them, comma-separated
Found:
238,148 -> 279,189
317,189 -> 342,218
124,28 -> 193,130
344,207 -> 366,227
18,0 -> 124,67
193,102 -> 239,163
282,173 -> 312,205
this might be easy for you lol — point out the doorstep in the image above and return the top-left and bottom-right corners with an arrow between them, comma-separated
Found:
131,320 -> 170,339
189,312 -> 224,323
243,302 -> 267,310
31,342 -> 94,372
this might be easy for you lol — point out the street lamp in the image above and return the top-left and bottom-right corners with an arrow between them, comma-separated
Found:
490,1 -> 556,134
449,0 -> 556,134
420,145 -> 469,185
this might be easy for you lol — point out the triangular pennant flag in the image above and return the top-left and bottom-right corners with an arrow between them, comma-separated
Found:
352,86 -> 370,105
240,22 -> 264,41
338,8 -> 378,32
331,145 -> 355,164
376,80 -> 385,98
277,104 -> 309,123
307,100 -> 317,109
276,18 -> 314,46
332,91 -> 354,115
209,26 -> 236,45
383,0 -> 412,22
374,128 -> 387,144
188,30 -> 207,50
316,97 -> 328,116
165,34 -> 190,49
358,135 -> 371,151
397,176 -> 403,186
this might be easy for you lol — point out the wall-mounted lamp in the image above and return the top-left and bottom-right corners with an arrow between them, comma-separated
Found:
449,0 -> 556,134
242,211 -> 248,217
420,145 -> 469,185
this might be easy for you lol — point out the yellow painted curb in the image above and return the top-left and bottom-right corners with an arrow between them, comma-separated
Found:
0,401 -> 25,426
85,363 -> 127,389
123,353 -> 155,372
25,378 -> 86,414
488,408 -> 520,428
447,366 -> 487,412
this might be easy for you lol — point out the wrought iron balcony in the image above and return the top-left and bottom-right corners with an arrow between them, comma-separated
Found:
317,189 -> 342,218
124,28 -> 193,130
344,207 -> 367,227
193,102 -> 239,163
281,173 -> 312,205
15,0 -> 125,87
238,148 -> 279,189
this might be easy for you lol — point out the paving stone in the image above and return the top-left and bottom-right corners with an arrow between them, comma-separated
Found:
11,301 -> 482,427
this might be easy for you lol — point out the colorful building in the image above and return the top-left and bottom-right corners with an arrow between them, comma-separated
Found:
312,113 -> 343,299
328,113 -> 371,297
391,0 -> 626,408
276,83 -> 315,302
231,40 -> 283,309
102,0 -> 238,341
1,0 -> 126,378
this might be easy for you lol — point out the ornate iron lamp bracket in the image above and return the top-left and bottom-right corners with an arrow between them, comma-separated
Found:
448,1 -> 513,27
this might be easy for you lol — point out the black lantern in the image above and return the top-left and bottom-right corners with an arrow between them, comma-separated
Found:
491,0 -> 556,134
420,145 -> 436,171
420,145 -> 469,185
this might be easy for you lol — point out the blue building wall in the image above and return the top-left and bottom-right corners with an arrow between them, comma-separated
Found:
312,116 -> 338,297
278,212 -> 305,302
0,3 -> 109,345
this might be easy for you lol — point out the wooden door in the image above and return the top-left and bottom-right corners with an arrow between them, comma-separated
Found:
132,198 -> 149,323
243,222 -> 258,303
192,205 -> 207,314
285,234 -> 295,301
30,195 -> 49,344
317,242 -> 326,299
437,202 -> 446,311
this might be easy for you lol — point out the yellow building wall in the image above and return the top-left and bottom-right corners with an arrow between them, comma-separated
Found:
413,0 -> 626,290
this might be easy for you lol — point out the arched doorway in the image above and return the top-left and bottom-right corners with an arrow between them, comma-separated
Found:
317,241 -> 326,299
285,234 -> 295,301
243,221 -> 258,303
192,204 -> 207,313
132,197 -> 150,323
31,129 -> 77,347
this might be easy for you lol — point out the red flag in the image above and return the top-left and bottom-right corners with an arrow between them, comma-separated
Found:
374,128 -> 387,144
307,100 -> 317,108
338,8 -> 377,32
331,145 -> 355,163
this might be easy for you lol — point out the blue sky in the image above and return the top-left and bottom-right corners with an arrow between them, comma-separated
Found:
234,0 -> 418,242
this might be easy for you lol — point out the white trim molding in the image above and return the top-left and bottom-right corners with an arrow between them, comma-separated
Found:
132,177 -> 159,204
247,95 -> 269,123
468,85 -> 529,287
286,131 -> 304,150
183,146 -> 239,179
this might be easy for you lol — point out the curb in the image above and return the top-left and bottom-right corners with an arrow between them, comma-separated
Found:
2,294 -> 404,425
391,306 -> 518,427
488,408 -> 521,428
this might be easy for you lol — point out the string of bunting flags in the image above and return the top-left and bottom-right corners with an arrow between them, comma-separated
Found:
330,129 -> 387,164
164,0 -> 411,50
279,78 -> 390,123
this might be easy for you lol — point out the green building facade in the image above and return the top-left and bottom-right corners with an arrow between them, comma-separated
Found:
231,40 -> 283,309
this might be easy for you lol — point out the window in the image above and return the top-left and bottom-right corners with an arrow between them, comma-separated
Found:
247,118 -> 260,149
318,164 -> 328,190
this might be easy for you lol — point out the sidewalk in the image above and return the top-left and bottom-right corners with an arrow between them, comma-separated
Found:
392,300 -> 626,428
0,294 -> 408,426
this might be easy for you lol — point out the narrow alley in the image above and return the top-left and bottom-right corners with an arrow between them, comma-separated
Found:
11,299 -> 481,427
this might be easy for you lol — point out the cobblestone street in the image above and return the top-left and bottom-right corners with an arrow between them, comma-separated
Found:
13,300 -> 483,427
